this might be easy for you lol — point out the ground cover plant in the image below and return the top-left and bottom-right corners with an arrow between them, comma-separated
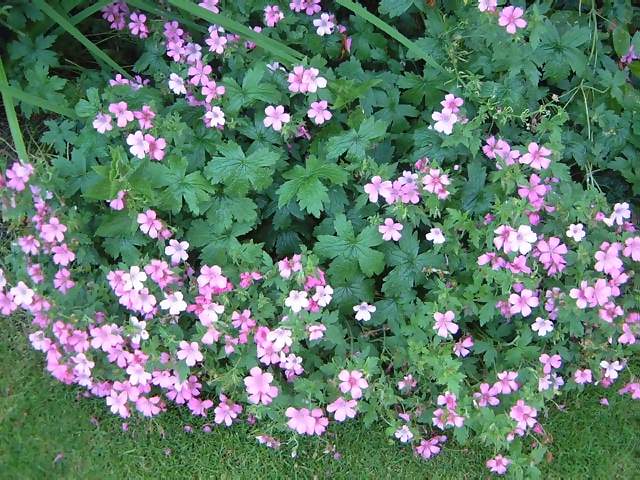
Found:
1,0 -> 640,478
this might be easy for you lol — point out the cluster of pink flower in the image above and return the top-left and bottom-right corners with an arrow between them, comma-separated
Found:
287,65 -> 332,126
478,2 -> 527,35
431,94 -> 465,135
484,137 -> 552,171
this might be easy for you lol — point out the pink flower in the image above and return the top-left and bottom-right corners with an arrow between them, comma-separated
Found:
509,399 -> 537,430
494,371 -> 519,394
453,336 -> 473,357
244,366 -> 278,405
474,383 -> 500,407
378,218 -> 403,241
264,5 -> 284,27
40,217 -> 67,243
498,6 -> 527,35
205,29 -> 227,54
165,239 -> 189,264
486,455 -> 511,475
128,12 -> 148,38
432,108 -> 457,135
353,302 -> 376,321
307,324 -> 326,340
108,190 -> 126,210
52,244 -> 75,266
506,224 -> 537,255
338,370 -> 368,399
137,210 -> 162,238
566,223 -> 586,242
395,425 -> 414,443
5,162 -> 34,191
415,436 -> 446,459
531,317 -> 554,336
204,106 -> 226,129
263,105 -> 290,131
422,168 -> 451,200
106,391 -> 130,417
440,94 -> 464,113
539,353 -> 562,374
199,0 -> 220,13
508,288 -> 539,317
134,105 -> 155,129
198,265 -> 228,289
426,227 -> 445,244
214,395 -> 242,426
93,113 -> 113,133
520,142 -> 550,170
574,369 -> 593,385
307,100 -> 332,125
594,242 -> 623,275
433,310 -> 458,338
108,102 -> 134,127
364,176 -> 392,203
327,397 -> 357,422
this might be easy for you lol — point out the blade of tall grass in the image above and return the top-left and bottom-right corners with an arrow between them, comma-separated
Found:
31,0 -> 130,78
335,0 -> 442,71
0,58 -> 28,162
165,0 -> 305,65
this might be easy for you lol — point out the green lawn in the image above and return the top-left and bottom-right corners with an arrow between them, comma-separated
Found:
1,318 -> 639,480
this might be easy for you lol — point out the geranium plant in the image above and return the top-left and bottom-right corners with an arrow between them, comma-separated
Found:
1,0 -> 639,477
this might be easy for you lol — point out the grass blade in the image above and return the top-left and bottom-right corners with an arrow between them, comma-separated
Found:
0,58 -> 28,162
0,83 -> 77,119
31,0 -> 130,78
335,0 -> 442,71
164,0 -> 305,65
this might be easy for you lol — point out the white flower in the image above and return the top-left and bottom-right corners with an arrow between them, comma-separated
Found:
432,108 -> 457,135
566,223 -> 585,242
168,72 -> 187,95
9,281 -> 34,306
129,316 -> 149,344
353,302 -> 376,321
531,317 -> 554,337
313,13 -> 334,36
506,225 -> 537,255
394,425 -> 414,443
0,268 -> 6,289
425,227 -> 445,244
312,285 -> 333,307
267,328 -> 293,352
160,291 -> 187,315
123,266 -> 147,291
165,239 -> 189,264
600,360 -> 624,380
285,290 -> 309,313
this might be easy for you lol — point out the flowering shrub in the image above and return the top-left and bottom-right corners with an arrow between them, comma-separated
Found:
1,0 -> 640,477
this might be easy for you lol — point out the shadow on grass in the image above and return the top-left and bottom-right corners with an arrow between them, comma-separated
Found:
1,318 -> 638,479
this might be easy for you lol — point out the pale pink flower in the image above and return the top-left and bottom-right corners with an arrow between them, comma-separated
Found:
264,5 -> 284,27
313,13 -> 334,36
108,102 -> 134,127
285,290 -> 309,313
426,227 -> 445,244
486,455 -> 511,475
168,73 -> 187,95
204,106 -> 226,128
327,397 -> 357,422
574,369 -> 592,385
165,239 -> 189,264
494,371 -> 519,394
432,108 -> 457,135
338,370 -> 368,399
244,367 -> 278,405
474,383 -> 500,407
307,324 -> 326,341
478,0 -> 497,12
440,94 -> 464,113
506,225 -> 537,255
263,105 -> 290,131
623,236 -> 640,261
40,217 -> 67,243
307,100 -> 332,125
509,399 -> 537,430
127,130 -> 149,159
566,223 -> 585,242
508,288 -> 539,317
145,135 -> 166,161
159,291 -> 187,315
433,310 -> 458,338
93,113 -> 113,134
531,317 -> 554,336
364,176 -> 392,203
379,218 -> 403,241
394,425 -> 414,443
353,302 -> 376,321
177,341 -> 203,367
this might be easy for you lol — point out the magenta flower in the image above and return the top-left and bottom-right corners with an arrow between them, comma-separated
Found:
244,366 -> 278,405
498,6 -> 527,35
338,369 -> 368,399
474,383 -> 500,407
433,310 -> 458,338
378,218 -> 403,241
263,105 -> 290,131
327,397 -> 358,422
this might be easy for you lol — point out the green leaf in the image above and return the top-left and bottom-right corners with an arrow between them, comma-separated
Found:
204,142 -> 279,192
75,88 -> 101,118
277,156 -> 348,217
326,117 -> 388,160
612,26 -> 631,57
379,0 -> 414,18
41,119 -> 77,154
315,214 -> 384,277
